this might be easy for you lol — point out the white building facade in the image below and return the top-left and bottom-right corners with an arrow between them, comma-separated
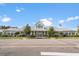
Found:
0,21 -> 78,38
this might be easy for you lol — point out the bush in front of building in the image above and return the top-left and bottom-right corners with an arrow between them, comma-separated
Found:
1,34 -> 8,37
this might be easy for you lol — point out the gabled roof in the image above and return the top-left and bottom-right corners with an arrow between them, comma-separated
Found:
35,21 -> 44,28
54,27 -> 76,32
6,28 -> 23,32
31,26 -> 48,31
31,21 -> 48,31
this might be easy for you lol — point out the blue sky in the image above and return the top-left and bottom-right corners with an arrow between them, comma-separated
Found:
0,3 -> 79,29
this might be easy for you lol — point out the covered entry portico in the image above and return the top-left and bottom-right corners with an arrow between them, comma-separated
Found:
31,21 -> 48,38
31,30 -> 48,38
36,31 -> 44,38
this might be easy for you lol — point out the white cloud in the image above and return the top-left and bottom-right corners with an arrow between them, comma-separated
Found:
59,20 -> 65,24
16,8 -> 24,13
40,18 -> 53,26
59,16 -> 79,27
59,16 -> 79,24
20,8 -> 24,10
59,20 -> 65,27
1,16 -> 11,22
66,16 -> 79,22
48,18 -> 53,21
66,17 -> 74,22
74,16 -> 79,19
16,9 -> 21,12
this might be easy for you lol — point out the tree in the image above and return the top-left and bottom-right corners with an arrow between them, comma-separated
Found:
15,32 -> 20,37
1,25 -> 10,29
1,25 -> 9,36
48,26 -> 54,37
0,32 -> 2,37
59,32 -> 64,37
23,24 -> 31,36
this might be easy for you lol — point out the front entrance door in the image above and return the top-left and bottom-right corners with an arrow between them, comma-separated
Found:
36,31 -> 44,39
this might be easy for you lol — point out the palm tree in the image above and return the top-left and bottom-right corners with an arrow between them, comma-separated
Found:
48,26 -> 54,37
23,24 -> 31,37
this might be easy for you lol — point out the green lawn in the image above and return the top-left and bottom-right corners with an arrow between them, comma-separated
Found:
0,37 -> 31,40
0,37 -> 79,40
50,37 -> 79,40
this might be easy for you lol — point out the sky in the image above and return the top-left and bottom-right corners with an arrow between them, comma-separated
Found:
0,3 -> 79,29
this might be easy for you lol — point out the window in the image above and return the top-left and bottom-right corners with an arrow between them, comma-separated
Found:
35,21 -> 44,29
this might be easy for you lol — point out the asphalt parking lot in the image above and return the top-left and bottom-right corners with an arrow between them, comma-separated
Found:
0,39 -> 79,56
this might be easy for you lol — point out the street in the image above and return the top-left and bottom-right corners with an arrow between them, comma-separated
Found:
0,39 -> 79,56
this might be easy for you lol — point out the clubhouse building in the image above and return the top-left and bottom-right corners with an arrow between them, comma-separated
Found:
30,21 -> 78,38
0,21 -> 79,38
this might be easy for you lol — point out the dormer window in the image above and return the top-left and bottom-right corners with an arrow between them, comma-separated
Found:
35,21 -> 44,29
